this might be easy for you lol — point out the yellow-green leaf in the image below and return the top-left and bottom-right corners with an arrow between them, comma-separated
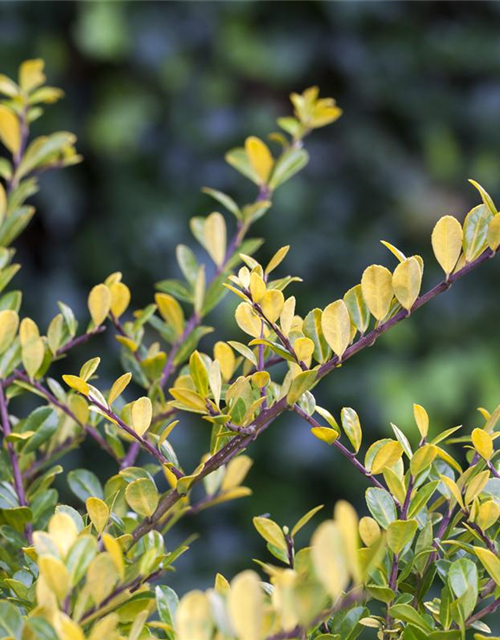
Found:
463,204 -> 492,262
265,245 -> 290,275
213,341 -> 235,381
371,441 -> 403,475
311,426 -> 338,445
387,519 -> 418,555
361,264 -> 393,321
48,511 -> 78,558
155,293 -> 185,336
344,284 -> 370,335
291,504 -> 324,538
19,58 -> 46,93
125,477 -> 159,517
235,302 -> 262,338
204,212 -> 226,267
131,396 -> 152,437
86,497 -> 110,535
176,591 -> 213,640
488,214 -> 500,251
245,136 -> 274,184
79,357 -> 100,382
477,500 -> 500,531
260,289 -> 285,324
321,300 -> 351,358
392,257 -> 422,311
286,369 -> 317,405
88,284 -> 111,327
38,556 -> 69,603
475,547 -> 500,586
341,407 -> 362,453
431,215 -> 463,276
22,337 -> 44,378
253,516 -> 287,551
109,281 -> 131,318
108,372 -> 132,405
62,374 -> 89,396
410,444 -> 437,476
311,521 -> 349,599
359,516 -> 381,546
413,404 -> 429,439
0,309 -> 18,355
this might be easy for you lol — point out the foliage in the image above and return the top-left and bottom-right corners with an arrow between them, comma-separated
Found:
1,58 -> 500,640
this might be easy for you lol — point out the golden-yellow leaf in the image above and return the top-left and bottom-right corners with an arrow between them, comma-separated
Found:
48,512 -> 78,558
109,281 -> 131,318
0,105 -> 21,156
488,214 -> 500,251
245,136 -> 274,184
361,264 -> 393,321
392,257 -> 422,311
155,293 -> 185,336
131,396 -> 152,437
471,428 -> 493,461
235,302 -> 262,338
321,300 -> 351,358
265,245 -> 290,275
108,372 -> 132,405
259,289 -> 284,323
359,516 -> 381,546
228,571 -> 264,640
19,58 -> 46,92
38,556 -> 69,603
86,497 -> 110,535
88,284 -> 111,327
413,403 -> 429,439
0,309 -> 18,355
280,296 -> 296,337
62,375 -> 90,396
22,337 -> 44,378
213,341 -> 235,381
371,441 -> 403,475
249,272 -> 266,303
431,215 -> 463,276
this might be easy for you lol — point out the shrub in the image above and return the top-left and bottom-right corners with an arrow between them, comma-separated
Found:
0,59 -> 500,640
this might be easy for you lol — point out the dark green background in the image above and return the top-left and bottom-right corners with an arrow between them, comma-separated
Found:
2,0 -> 500,612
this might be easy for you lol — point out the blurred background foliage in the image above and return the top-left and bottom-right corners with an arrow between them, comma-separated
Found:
2,0 -> 500,595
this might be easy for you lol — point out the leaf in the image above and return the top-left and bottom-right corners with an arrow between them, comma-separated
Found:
311,521 -> 349,598
449,558 -> 478,619
431,215 -> 463,276
221,455 -> 253,491
463,204 -> 492,262
86,497 -> 110,534
387,519 -> 418,555
0,601 -> 24,640
471,428 -> 493,461
67,469 -> 103,502
392,257 -> 422,311
291,504 -> 324,537
109,281 -> 130,318
439,475 -> 464,509
303,307 -> 330,363
156,584 -> 179,629
66,535 -> 98,586
259,289 -> 285,323
413,404 -> 429,439
22,406 -> 58,454
488,214 -> 500,251
410,444 -> 437,477
235,302 -> 262,338
125,478 -> 159,517
86,553 -> 119,606
474,547 -> 500,587
253,516 -> 287,551
365,488 -> 397,529
341,407 -> 362,453
245,136 -> 274,184
19,58 -> 46,92
189,350 -> 209,397
108,372 -> 132,405
286,369 -> 317,405
155,293 -> 185,336
388,604 -> 432,632
88,284 -> 111,327
204,212 -> 226,267
176,591 -> 213,640
0,105 -> 21,156
469,179 -> 497,216
268,146 -> 309,190
22,337 -> 44,378
38,556 -> 70,603
62,374 -> 89,395
213,341 -> 235,381
202,187 -> 240,219
371,441 -> 403,475
265,245 -> 290,275
321,300 -> 351,358
311,426 -> 339,445
344,284 -> 370,335
280,296 -> 296,337
0,309 -> 18,355
360,264 -> 393,321
228,571 -> 264,640
131,396 -> 152,437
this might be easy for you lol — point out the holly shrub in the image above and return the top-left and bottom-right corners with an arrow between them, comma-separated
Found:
1,59 -> 500,640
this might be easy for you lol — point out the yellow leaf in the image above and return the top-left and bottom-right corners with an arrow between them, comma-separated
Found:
176,591 -> 213,640
19,59 -> 46,92
109,281 -> 131,318
311,426 -> 338,445
280,296 -> 296,336
115,335 -> 138,352
57,614 -> 86,640
335,500 -> 361,583
86,497 -> 110,535
371,441 -> 403,475
38,556 -> 70,603
251,370 -> 270,388
102,533 -> 125,579
19,317 -> 39,345
471,428 -> 493,461
413,404 -> 429,439
387,519 -> 418,555
488,214 -> 500,251
465,469 -> 490,505
204,212 -> 226,267
359,516 -> 381,546
265,245 -> 290,275
228,571 -> 264,640
311,520 -> 349,599
249,272 -> 266,303
213,341 -> 235,381
341,407 -> 362,453
294,337 -> 314,364
62,375 -> 90,396
361,264 -> 393,321
477,500 -> 500,531
260,289 -> 285,323
410,444 -> 437,476
0,309 -> 18,355
79,357 -> 100,382
221,455 -> 253,491
0,105 -> 21,156
22,337 -> 44,378
86,553 -> 119,606
48,512 -> 78,558
431,215 -> 463,276
253,516 -> 287,551
69,395 -> 89,424
88,284 -> 111,327
439,475 -> 464,509
392,257 -> 422,311
475,547 -> 500,586
245,136 -> 274,184
0,182 -> 6,223
235,302 -> 262,338
131,396 -> 152,436
321,300 -> 351,358
108,372 -> 132,405
155,293 -> 184,336
88,613 -> 119,640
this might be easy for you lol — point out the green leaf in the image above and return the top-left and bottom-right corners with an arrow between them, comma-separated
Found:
66,535 -> 98,586
463,204 -> 493,262
475,546 -> 500,586
365,488 -> 397,529
448,558 -> 478,619
125,478 -> 159,518
387,519 -> 418,555
0,601 -> 23,640
268,147 -> 309,189
286,369 -> 317,405
156,585 -> 179,636
22,406 -> 58,454
388,604 -> 432,632
303,308 -> 331,364
67,469 -> 104,502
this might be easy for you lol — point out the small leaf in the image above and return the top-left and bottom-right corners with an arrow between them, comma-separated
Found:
109,281 -> 131,318
235,302 -> 262,338
62,374 -> 89,396
311,426 -> 338,445
463,204 -> 492,262
125,478 -> 159,517
286,369 -> 317,405
155,293 -> 185,336
0,105 -> 21,156
245,136 -> 274,184
108,372 -> 132,405
431,215 -> 463,276
387,519 -> 418,555
413,404 -> 429,439
0,309 -> 18,355
227,571 -> 264,640
361,264 -> 393,321
88,284 -> 111,327
392,257 -> 422,311
475,547 -> 500,586
131,396 -> 152,437
204,212 -> 226,267
371,441 -> 403,475
321,300 -> 351,358
471,428 -> 493,461
311,521 -> 349,599
341,407 -> 362,453
365,488 -> 397,529
86,497 -> 110,535
259,289 -> 285,323
253,516 -> 287,551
